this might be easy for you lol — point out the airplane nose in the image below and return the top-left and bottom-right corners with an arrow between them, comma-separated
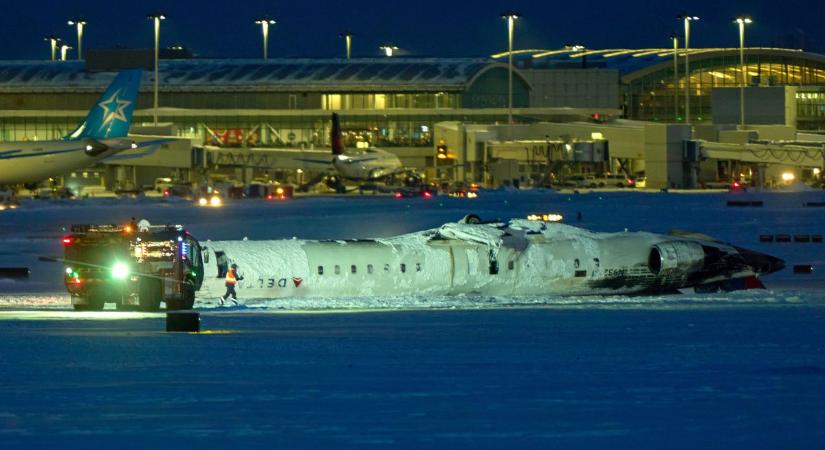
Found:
735,246 -> 785,275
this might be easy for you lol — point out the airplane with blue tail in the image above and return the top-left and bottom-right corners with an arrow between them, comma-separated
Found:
0,69 -> 173,186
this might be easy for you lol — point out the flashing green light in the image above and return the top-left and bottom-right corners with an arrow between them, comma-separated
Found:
112,262 -> 129,279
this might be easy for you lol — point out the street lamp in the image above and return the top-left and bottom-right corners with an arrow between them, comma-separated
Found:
44,34 -> 60,61
671,33 -> 679,122
255,17 -> 276,60
677,14 -> 699,124
59,42 -> 72,61
340,31 -> 353,60
147,12 -> 166,126
734,16 -> 752,129
501,11 -> 520,139
67,18 -> 86,60
379,44 -> 398,57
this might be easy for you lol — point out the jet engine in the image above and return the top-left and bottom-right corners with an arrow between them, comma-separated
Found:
83,139 -> 109,157
648,241 -> 705,277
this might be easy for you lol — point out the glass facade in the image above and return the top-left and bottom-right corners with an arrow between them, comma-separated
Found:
796,90 -> 825,131
624,53 -> 825,124
321,93 -> 461,110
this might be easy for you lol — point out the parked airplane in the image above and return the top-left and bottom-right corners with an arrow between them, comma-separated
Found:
0,69 -> 157,186
296,113 -> 405,189
197,215 -> 784,301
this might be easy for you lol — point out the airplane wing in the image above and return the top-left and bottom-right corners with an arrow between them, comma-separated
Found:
102,138 -> 177,162
293,158 -> 332,165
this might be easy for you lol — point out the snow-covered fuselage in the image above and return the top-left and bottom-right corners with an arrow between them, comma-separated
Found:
197,219 -> 784,300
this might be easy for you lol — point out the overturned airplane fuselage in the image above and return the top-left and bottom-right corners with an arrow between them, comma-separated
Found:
198,217 -> 784,300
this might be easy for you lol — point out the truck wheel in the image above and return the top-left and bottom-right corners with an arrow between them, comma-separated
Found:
182,282 -> 196,310
139,279 -> 162,312
167,282 -> 196,311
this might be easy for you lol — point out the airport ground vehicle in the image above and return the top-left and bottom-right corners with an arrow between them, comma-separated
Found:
62,223 -> 204,311
594,174 -> 635,188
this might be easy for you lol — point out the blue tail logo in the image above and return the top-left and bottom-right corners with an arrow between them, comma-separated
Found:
65,69 -> 142,141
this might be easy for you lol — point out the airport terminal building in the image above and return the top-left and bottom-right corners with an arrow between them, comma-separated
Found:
0,47 -> 823,190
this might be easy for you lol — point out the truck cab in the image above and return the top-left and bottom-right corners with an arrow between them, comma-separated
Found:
63,223 -> 203,311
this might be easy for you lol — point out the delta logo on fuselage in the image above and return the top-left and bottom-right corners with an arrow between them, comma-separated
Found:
241,277 -> 304,289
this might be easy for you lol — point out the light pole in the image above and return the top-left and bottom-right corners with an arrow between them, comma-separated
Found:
501,11 -> 520,139
678,14 -> 698,124
59,43 -> 72,61
67,18 -> 86,60
379,44 -> 398,57
671,33 -> 679,122
734,16 -> 752,129
147,12 -> 166,126
340,31 -> 353,60
255,17 -> 276,60
45,34 -> 60,61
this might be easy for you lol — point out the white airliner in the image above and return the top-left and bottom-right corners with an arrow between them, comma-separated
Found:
297,113 -> 404,182
0,69 -> 163,186
197,215 -> 784,301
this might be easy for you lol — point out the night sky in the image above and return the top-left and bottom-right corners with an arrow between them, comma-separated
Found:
1,0 -> 823,60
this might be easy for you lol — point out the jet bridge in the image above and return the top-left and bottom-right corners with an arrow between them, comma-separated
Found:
695,140 -> 825,168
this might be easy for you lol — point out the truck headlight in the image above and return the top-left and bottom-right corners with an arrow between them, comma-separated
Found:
112,262 -> 129,279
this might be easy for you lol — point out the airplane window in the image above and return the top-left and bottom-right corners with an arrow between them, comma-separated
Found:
508,260 -> 514,270
334,265 -> 341,275
351,265 -> 357,274
367,264 -> 373,274
384,264 -> 390,272
318,266 -> 324,275
202,246 -> 209,264
593,258 -> 600,268
400,263 -> 406,273
415,263 -> 421,272
574,259 -> 580,269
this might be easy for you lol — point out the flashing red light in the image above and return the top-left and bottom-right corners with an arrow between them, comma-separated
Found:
627,179 -> 635,186
592,113 -> 600,120
266,194 -> 273,200
163,189 -> 170,197
73,277 -> 82,285
732,181 -> 741,189
62,236 -> 74,245
394,192 -> 403,199
423,191 -> 433,199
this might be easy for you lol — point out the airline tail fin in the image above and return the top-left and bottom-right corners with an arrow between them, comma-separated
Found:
65,69 -> 143,141
331,113 -> 345,155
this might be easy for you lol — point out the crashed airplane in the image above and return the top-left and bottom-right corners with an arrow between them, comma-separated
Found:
197,215 -> 784,300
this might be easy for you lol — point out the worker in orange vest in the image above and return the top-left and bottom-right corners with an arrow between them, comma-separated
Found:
220,263 -> 243,306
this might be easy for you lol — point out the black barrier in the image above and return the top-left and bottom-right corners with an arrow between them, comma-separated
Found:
0,267 -> 30,280
727,200 -> 763,207
793,265 -> 814,274
760,234 -> 822,243
804,202 -> 825,207
166,311 -> 200,332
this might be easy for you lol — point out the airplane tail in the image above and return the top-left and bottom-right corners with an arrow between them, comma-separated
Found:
65,69 -> 143,141
331,113 -> 345,155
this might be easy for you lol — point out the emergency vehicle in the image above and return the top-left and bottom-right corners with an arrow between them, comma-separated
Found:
62,222 -> 204,311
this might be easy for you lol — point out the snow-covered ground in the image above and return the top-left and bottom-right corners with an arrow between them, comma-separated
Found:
1,190 -> 824,448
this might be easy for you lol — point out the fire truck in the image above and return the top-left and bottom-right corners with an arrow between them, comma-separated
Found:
62,222 -> 204,311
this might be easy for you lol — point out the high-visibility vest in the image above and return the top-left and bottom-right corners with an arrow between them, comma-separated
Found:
225,268 -> 237,285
